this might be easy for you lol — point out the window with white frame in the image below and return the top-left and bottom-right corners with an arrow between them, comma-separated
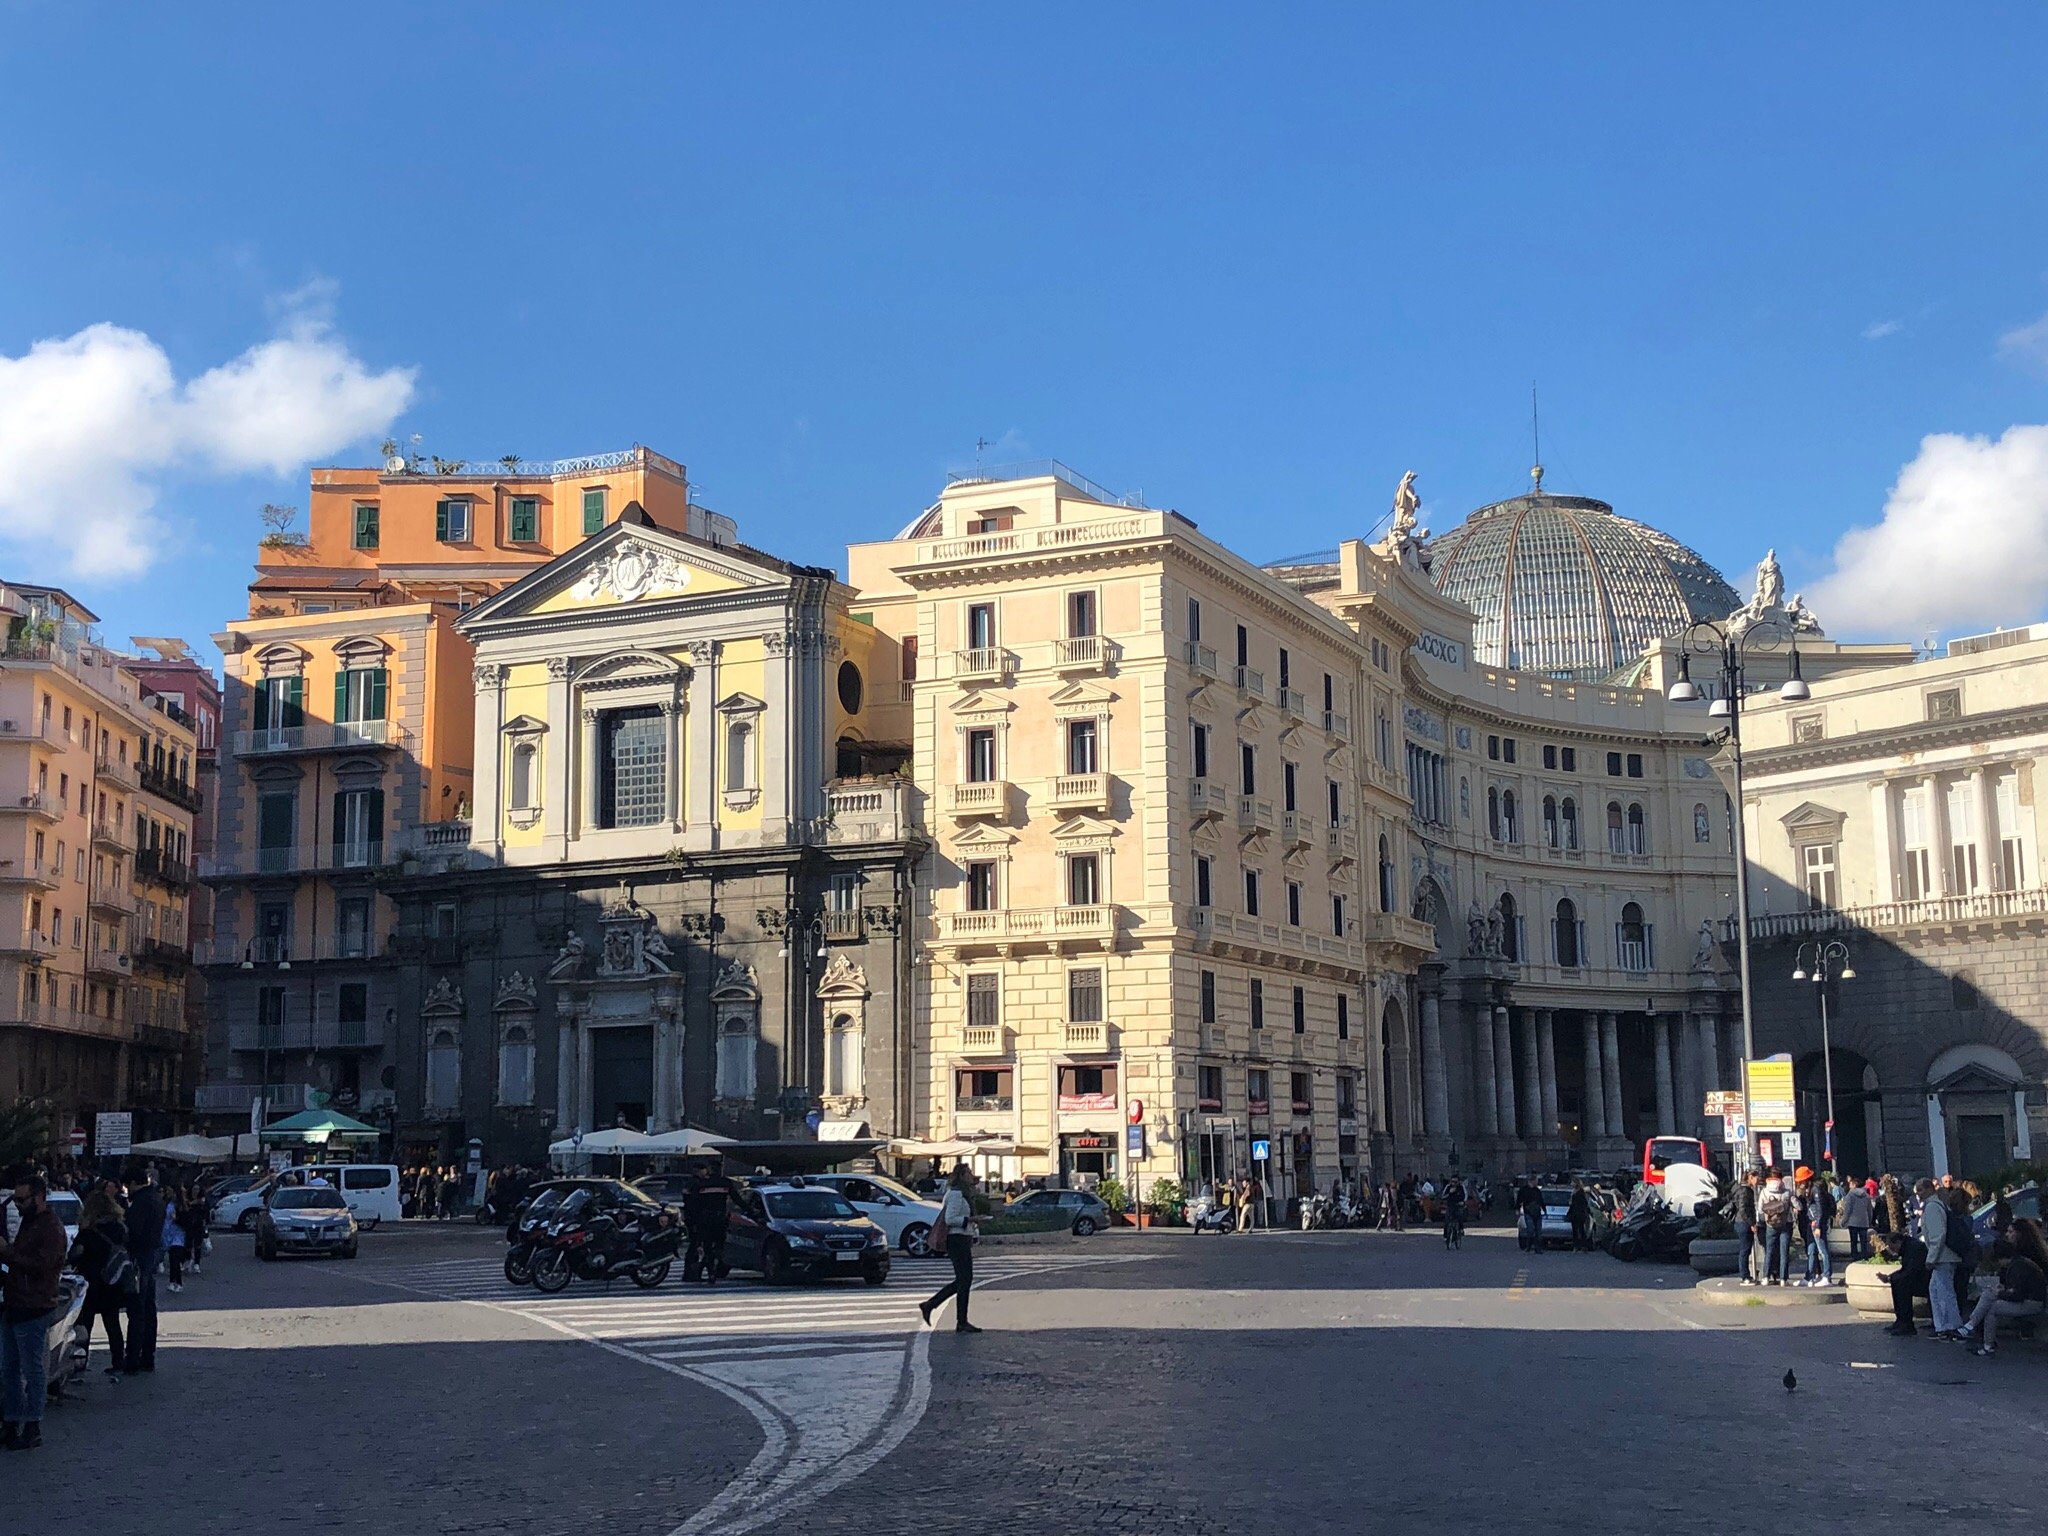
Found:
1067,851 -> 1102,906
426,1028 -> 461,1112
826,1013 -> 864,1099
1802,842 -> 1838,909
1066,717 -> 1099,775
497,1023 -> 535,1107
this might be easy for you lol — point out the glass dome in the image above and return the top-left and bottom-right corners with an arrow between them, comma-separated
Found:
1425,489 -> 1740,679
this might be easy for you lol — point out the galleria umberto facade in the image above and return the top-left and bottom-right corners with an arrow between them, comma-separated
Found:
199,450 -> 2046,1186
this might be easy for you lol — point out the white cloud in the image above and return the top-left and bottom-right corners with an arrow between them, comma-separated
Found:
1997,309 -> 2048,375
1862,318 -> 1903,341
1806,423 -> 2048,640
0,303 -> 414,578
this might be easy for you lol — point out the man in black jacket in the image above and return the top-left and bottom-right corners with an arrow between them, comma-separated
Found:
681,1166 -> 734,1284
1730,1172 -> 1760,1286
0,1172 -> 68,1449
122,1167 -> 165,1374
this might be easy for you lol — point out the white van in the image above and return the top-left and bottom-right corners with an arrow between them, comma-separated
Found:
301,1164 -> 401,1230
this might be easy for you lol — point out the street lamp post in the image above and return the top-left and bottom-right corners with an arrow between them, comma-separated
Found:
1791,941 -> 1854,1175
1666,614 -> 1811,1177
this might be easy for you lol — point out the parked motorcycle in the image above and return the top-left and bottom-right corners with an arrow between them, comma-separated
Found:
503,1188 -> 574,1286
44,1272 -> 88,1402
1189,1196 -> 1234,1234
1299,1193 -> 1333,1231
1602,1182 -> 1702,1263
531,1196 -> 681,1292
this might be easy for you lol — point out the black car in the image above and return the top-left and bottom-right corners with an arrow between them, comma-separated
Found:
724,1181 -> 890,1285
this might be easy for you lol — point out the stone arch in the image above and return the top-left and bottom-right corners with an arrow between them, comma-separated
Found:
1380,994 -> 1416,1150
1794,1046 -> 1879,1179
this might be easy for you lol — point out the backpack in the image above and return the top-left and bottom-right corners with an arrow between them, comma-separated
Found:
101,1244 -> 138,1294
1942,1207 -> 1977,1263
1761,1189 -> 1794,1230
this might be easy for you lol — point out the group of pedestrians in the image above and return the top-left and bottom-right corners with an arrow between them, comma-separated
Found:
1876,1177 -> 2048,1357
400,1164 -> 469,1220
1727,1164 -> 1857,1287
0,1162 -> 208,1452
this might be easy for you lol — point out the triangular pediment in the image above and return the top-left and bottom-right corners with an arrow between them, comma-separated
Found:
458,516 -> 791,631
949,690 -> 1014,717
1780,801 -> 1847,834
1046,679 -> 1118,709
1050,814 -> 1121,842
1932,1062 -> 2023,1095
717,691 -> 766,715
950,823 -> 1019,850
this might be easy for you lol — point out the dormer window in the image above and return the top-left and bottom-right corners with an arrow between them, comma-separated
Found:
435,499 -> 472,543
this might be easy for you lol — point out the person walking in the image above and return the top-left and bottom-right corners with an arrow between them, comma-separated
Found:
919,1165 -> 983,1333
1516,1178 -> 1545,1254
1918,1178 -> 1965,1338
74,1186 -> 130,1380
1731,1171 -> 1761,1285
1796,1167 -> 1832,1288
162,1188 -> 188,1293
418,1166 -> 441,1222
123,1167 -> 165,1374
1838,1175 -> 1873,1262
0,1172 -> 68,1450
1956,1236 -> 2048,1356
1566,1179 -> 1592,1253
1758,1169 -> 1796,1286
438,1166 -> 461,1220
178,1183 -> 207,1277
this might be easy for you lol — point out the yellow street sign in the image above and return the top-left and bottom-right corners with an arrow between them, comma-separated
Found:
1747,1058 -> 1797,1129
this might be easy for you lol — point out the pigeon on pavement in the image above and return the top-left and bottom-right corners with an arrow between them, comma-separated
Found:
1783,1369 -> 1797,1392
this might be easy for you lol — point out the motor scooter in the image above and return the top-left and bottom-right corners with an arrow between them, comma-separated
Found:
1189,1196 -> 1234,1234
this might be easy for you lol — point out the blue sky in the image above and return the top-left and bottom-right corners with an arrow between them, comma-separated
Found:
4,4 -> 2048,655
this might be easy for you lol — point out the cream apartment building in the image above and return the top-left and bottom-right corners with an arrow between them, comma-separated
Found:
848,466 -> 1435,1202
1737,625 -> 2048,1179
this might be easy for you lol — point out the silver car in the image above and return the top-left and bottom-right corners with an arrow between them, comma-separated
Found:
256,1186 -> 359,1260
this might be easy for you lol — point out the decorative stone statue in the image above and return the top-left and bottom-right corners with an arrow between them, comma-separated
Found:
1485,900 -> 1505,958
1753,548 -> 1784,612
1693,804 -> 1712,844
548,931 -> 586,979
1392,471 -> 1420,540
1691,920 -> 1719,973
643,927 -> 675,975
1783,592 -> 1821,634
1467,900 -> 1489,957
601,925 -> 635,976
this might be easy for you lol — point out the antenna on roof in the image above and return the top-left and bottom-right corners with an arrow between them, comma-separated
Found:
1530,383 -> 1544,493
975,436 -> 992,473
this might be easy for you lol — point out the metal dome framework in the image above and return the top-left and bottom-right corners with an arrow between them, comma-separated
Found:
1425,492 -> 1740,680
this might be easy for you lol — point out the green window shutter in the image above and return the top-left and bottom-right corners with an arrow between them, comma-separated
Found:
367,787 -> 385,859
367,668 -> 387,722
435,501 -> 449,541
335,669 -> 351,724
259,793 -> 294,849
511,497 -> 537,542
283,676 -> 304,728
254,678 -> 271,729
331,790 -> 347,849
583,488 -> 605,535
354,504 -> 378,549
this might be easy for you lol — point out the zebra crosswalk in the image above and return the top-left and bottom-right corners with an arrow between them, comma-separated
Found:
357,1251 -> 1112,1367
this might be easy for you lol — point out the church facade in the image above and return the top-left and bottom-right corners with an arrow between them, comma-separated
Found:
383,509 -> 923,1164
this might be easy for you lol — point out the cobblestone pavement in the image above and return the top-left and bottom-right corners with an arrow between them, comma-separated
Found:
30,1223 -> 2048,1535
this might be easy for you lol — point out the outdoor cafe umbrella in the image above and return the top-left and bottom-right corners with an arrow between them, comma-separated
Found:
258,1108 -> 382,1146
127,1133 -> 235,1164
546,1125 -> 659,1176
639,1127 -> 732,1155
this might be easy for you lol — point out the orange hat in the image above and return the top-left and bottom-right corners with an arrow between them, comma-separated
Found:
1794,1164 -> 1814,1182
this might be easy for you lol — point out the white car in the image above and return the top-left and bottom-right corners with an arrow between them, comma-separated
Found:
811,1174 -> 942,1256
211,1177 -> 278,1232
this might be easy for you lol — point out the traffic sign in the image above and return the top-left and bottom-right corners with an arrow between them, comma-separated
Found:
1725,1117 -> 1747,1146
1127,1098 -> 1145,1125
1781,1132 -> 1803,1161
1251,1137 -> 1271,1162
1704,1090 -> 1745,1119
1125,1124 -> 1145,1158
94,1111 -> 133,1157
69,1127 -> 86,1153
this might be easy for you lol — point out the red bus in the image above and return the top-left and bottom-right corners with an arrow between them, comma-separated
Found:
1642,1135 -> 1710,1185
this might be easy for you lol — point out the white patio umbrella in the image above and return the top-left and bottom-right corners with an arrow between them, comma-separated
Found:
127,1133 -> 234,1164
547,1126 -> 659,1175
640,1127 -> 732,1154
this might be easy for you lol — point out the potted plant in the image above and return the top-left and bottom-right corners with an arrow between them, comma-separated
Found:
1844,1253 -> 1910,1316
1149,1177 -> 1187,1226
1096,1175 -> 1129,1226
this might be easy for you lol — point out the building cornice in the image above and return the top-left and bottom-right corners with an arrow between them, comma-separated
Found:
1744,702 -> 2048,775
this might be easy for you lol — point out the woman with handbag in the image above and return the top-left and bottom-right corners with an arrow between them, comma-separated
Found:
75,1185 -> 131,1379
918,1165 -> 984,1333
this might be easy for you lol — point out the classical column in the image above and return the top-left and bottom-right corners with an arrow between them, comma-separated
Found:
1926,773 -> 1951,896
1600,1011 -> 1625,1140
686,642 -> 720,847
1869,779 -> 1896,901
1493,1005 -> 1517,1141
651,1012 -> 678,1130
1536,1009 -> 1559,1147
1653,1017 -> 1676,1135
556,1019 -> 577,1133
544,657 -> 573,853
1581,1014 -> 1605,1148
1471,1001 -> 1499,1138
579,707 -> 603,834
576,1025 -> 595,1132
1419,990 -> 1450,1140
1515,1010 -> 1542,1141
1673,1013 -> 1700,1138
473,663 -> 505,857
1976,766 -> 2002,891
1699,1012 -> 1723,1094
658,700 -> 683,832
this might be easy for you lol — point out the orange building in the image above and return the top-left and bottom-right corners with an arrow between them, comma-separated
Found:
200,447 -> 728,1134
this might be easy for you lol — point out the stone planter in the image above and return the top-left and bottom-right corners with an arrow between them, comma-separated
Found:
1689,1237 -> 1740,1276
1844,1258 -> 1920,1317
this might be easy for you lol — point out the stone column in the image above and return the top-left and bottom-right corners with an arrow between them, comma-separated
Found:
1600,1012 -> 1625,1140
1515,1010 -> 1543,1141
1976,766 -> 2002,890
651,1011 -> 678,1131
1653,1016 -> 1676,1135
473,663 -> 505,858
1471,1000 -> 1499,1138
576,1025 -> 595,1133
1581,1014 -> 1604,1150
659,700 -> 683,833
543,657 -> 573,854
686,643 -> 720,850
1536,1009 -> 1559,1148
556,1018 -> 577,1133
1925,773 -> 1951,896
1419,990 -> 1450,1140
1869,779 -> 1896,901
580,707 -> 603,834
1493,1005 -> 1517,1142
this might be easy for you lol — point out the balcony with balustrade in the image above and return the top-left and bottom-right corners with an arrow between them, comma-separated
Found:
958,1024 -> 1009,1057
94,752 -> 138,791
91,816 -> 129,851
88,884 -> 136,919
1046,772 -> 1112,813
933,903 -> 1119,953
1326,818 -> 1359,861
1358,910 -> 1439,956
951,647 -> 1016,685
1233,665 -> 1266,702
943,781 -> 1011,820
138,763 -> 203,813
1188,778 -> 1227,822
1323,708 -> 1351,741
0,853 -> 61,890
232,720 -> 406,758
134,847 -> 193,889
1277,686 -> 1307,720
87,942 -> 132,980
1053,634 -> 1119,673
1185,641 -> 1219,679
816,777 -> 916,845
1281,810 -> 1315,851
2,793 -> 60,822
1742,885 -> 2048,941
1063,1020 -> 1110,1052
0,929 -> 57,959
1235,796 -> 1275,835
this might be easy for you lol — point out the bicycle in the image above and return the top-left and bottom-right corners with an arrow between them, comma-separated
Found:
1442,1208 -> 1464,1249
